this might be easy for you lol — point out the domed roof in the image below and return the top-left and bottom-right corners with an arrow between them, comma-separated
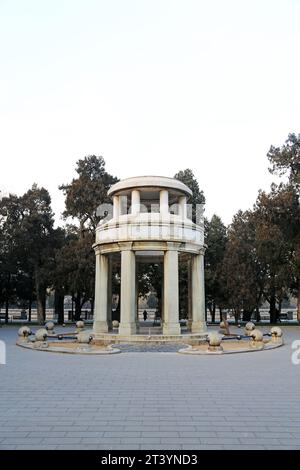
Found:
108,175 -> 192,198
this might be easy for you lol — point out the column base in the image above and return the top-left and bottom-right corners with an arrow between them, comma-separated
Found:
191,321 -> 207,334
93,321 -> 109,334
163,322 -> 181,335
118,322 -> 137,336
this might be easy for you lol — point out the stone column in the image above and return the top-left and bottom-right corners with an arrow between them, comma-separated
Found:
187,258 -> 192,331
119,249 -> 137,335
131,190 -> 140,216
119,195 -> 128,216
191,251 -> 207,333
160,189 -> 169,216
179,196 -> 187,219
163,246 -> 181,335
160,270 -> 164,328
107,256 -> 113,330
93,250 -> 109,335
135,260 -> 140,332
113,196 -> 119,219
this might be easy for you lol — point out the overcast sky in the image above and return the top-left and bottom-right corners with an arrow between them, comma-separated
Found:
1,0 -> 299,225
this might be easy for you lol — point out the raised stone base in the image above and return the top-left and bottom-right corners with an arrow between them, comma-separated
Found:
163,322 -> 181,336
191,321 -> 207,334
118,322 -> 137,336
93,331 -> 208,345
93,321 -> 109,334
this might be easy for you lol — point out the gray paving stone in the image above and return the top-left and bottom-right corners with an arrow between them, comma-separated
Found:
120,438 -> 161,444
161,437 -> 201,444
200,437 -> 240,445
182,444 -> 224,449
238,437 -> 281,445
43,437 -> 82,444
81,437 -> 122,444
15,445 -> 58,450
1,438 -> 43,445
1,325 -> 300,449
103,431 -> 141,437
66,431 -> 103,438
223,445 -> 265,450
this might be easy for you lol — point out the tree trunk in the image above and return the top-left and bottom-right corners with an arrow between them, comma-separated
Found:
90,298 -> 94,317
74,293 -> 82,321
54,290 -> 64,324
297,279 -> 300,323
269,275 -> 277,323
269,294 -> 277,324
28,298 -> 32,322
278,300 -> 282,315
35,277 -> 46,324
5,296 -> 9,324
242,310 -> 252,322
211,303 -> 216,323
71,295 -> 74,320
255,306 -> 261,323
233,308 -> 240,325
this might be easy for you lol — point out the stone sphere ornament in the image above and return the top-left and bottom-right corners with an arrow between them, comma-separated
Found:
245,322 -> 255,334
35,328 -> 48,341
270,326 -> 283,342
76,332 -> 93,344
18,326 -> 31,340
249,329 -> 264,348
207,332 -> 223,352
112,320 -> 119,328
45,321 -> 55,332
76,320 -> 85,330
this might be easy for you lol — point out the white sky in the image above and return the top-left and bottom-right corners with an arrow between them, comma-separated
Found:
1,0 -> 299,226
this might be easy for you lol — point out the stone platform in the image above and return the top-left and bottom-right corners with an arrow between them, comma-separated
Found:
93,329 -> 208,345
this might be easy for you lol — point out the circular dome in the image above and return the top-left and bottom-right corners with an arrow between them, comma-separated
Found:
107,176 -> 192,198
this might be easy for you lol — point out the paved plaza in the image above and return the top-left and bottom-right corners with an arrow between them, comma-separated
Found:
0,325 -> 300,450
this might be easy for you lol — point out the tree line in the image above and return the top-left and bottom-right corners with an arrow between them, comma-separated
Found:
0,134 -> 299,324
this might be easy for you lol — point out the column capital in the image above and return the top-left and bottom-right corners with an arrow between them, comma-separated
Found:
93,244 -> 102,255
117,241 -> 134,251
166,242 -> 181,251
199,245 -> 206,256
